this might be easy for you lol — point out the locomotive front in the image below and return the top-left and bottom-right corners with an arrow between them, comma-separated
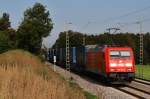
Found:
105,47 -> 135,82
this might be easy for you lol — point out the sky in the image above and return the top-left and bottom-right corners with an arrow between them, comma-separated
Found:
0,0 -> 150,47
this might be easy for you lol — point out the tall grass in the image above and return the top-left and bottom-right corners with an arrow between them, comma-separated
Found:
0,50 -> 86,99
136,65 -> 150,80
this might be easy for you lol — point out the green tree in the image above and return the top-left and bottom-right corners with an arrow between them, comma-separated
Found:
17,3 -> 53,53
0,13 -> 16,53
0,31 -> 10,53
0,13 -> 10,31
53,30 -> 84,48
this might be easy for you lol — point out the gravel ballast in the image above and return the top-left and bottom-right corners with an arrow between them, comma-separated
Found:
47,62 -> 137,99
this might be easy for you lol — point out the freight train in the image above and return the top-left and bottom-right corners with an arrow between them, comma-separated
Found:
48,45 -> 135,83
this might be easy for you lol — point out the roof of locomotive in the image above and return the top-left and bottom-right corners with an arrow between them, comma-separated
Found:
102,45 -> 133,52
85,45 -> 131,49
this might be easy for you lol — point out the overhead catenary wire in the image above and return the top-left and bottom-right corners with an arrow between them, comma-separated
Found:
74,5 -> 150,36
101,5 -> 150,24
107,17 -> 150,33
79,21 -> 94,45
81,5 -> 150,31
77,5 -> 150,34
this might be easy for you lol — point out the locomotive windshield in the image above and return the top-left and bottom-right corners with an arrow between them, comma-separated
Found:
110,51 -> 130,58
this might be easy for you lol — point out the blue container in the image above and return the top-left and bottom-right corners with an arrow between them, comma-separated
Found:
76,46 -> 86,68
72,47 -> 76,64
69,47 -> 77,69
59,48 -> 63,62
62,48 -> 66,66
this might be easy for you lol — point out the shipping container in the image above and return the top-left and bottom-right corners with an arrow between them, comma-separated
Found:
85,45 -> 104,74
70,47 -> 76,68
75,46 -> 86,70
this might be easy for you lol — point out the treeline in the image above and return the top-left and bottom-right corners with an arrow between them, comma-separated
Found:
0,3 -> 53,54
53,30 -> 150,64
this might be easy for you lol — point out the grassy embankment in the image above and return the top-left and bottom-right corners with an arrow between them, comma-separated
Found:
0,50 -> 95,99
136,65 -> 150,80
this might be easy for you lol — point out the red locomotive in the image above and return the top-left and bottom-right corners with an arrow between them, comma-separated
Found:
48,45 -> 135,83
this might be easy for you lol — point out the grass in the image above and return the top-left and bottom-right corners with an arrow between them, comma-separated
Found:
84,91 -> 98,99
0,50 -> 86,99
136,65 -> 150,80
68,79 -> 98,99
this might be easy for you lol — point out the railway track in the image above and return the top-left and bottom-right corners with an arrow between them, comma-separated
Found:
134,78 -> 150,86
47,62 -> 137,99
62,69 -> 150,99
47,62 -> 150,99
116,79 -> 150,99
83,73 -> 150,99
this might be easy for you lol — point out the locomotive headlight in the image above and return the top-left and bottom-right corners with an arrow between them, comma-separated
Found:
125,63 -> 132,67
110,63 -> 117,67
127,69 -> 132,71
118,63 -> 124,67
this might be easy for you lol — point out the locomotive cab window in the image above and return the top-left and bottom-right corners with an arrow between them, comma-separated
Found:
120,51 -> 130,57
110,51 -> 131,58
110,51 -> 120,58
